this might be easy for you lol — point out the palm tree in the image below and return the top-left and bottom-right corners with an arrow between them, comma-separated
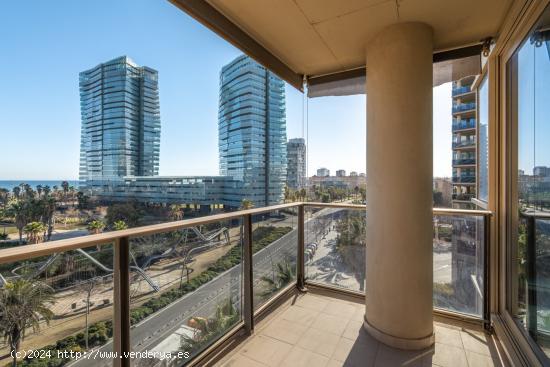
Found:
42,196 -> 56,241
180,298 -> 238,354
23,222 -> 46,244
12,187 -> 20,199
6,201 -> 28,243
169,204 -> 184,221
87,220 -> 105,235
0,279 -> 55,367
239,199 -> 254,210
260,260 -> 295,296
113,220 -> 128,231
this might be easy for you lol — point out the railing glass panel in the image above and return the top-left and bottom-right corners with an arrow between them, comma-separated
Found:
252,208 -> 298,311
128,219 -> 243,366
304,206 -> 366,293
0,244 -> 115,367
433,213 -> 485,317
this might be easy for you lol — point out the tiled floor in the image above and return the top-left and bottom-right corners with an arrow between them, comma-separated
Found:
218,292 -> 507,367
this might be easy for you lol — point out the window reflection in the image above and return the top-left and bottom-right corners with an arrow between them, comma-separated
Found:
509,4 -> 550,359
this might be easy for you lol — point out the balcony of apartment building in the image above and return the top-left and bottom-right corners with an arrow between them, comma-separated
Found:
4,1 -> 550,367
452,137 -> 477,150
452,118 -> 477,132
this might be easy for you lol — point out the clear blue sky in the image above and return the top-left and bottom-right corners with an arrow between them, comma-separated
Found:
0,0 -> 452,180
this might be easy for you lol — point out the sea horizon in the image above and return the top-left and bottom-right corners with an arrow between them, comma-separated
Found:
0,180 -> 80,191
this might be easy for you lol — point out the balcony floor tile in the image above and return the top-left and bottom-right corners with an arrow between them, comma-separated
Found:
217,292 -> 506,367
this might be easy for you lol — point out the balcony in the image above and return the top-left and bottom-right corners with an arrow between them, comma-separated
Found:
452,103 -> 476,114
453,176 -> 476,183
453,193 -> 475,201
452,119 -> 476,131
452,86 -> 473,96
453,158 -> 476,166
452,140 -> 476,149
0,202 -> 493,366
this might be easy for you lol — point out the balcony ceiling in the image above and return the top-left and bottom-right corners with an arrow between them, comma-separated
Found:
206,0 -> 513,77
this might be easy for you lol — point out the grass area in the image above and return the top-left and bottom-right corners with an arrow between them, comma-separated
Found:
0,226 -> 18,235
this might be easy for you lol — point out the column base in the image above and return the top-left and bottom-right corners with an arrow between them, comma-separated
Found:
364,316 -> 434,350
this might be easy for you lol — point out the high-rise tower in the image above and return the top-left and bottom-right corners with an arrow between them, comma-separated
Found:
218,55 -> 287,207
79,56 -> 160,184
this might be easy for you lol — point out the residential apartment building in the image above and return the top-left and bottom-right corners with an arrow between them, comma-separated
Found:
451,75 -> 477,208
79,56 -> 160,184
218,55 -> 287,207
286,138 -> 306,190
336,169 -> 346,177
316,167 -> 330,177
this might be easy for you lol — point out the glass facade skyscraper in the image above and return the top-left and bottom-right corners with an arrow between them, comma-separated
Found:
79,56 -> 160,183
218,55 -> 287,207
287,138 -> 306,190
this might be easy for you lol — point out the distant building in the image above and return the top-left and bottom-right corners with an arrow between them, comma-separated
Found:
359,173 -> 366,177
336,170 -> 346,177
451,75 -> 477,208
317,168 -> 330,177
350,171 -> 358,177
219,55 -> 287,207
534,166 -> 550,177
79,56 -> 160,183
433,177 -> 453,208
287,138 -> 306,189
309,175 -> 366,190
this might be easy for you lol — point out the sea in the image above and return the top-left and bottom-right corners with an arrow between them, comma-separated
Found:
0,180 -> 80,191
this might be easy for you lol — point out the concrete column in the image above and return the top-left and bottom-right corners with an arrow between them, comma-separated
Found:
364,22 -> 434,350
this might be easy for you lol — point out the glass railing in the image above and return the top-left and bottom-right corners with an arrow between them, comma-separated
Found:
433,210 -> 488,318
452,102 -> 476,113
452,140 -> 476,148
452,119 -> 476,131
453,176 -> 476,183
0,202 -> 491,366
452,193 -> 475,201
453,158 -> 476,165
518,212 -> 550,354
128,218 -> 243,366
252,208 -> 297,311
304,205 -> 366,293
452,86 -> 472,96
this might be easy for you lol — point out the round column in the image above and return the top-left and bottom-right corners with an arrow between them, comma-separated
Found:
364,22 -> 434,350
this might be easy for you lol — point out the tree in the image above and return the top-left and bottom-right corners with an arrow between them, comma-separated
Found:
239,199 -> 254,210
299,188 -> 307,202
106,203 -> 140,228
169,204 -> 184,221
12,187 -> 20,199
41,196 -> 57,241
24,222 -> 46,244
180,298 -> 238,354
260,260 -> 295,296
7,201 -> 29,243
77,191 -> 90,210
87,220 -> 105,235
61,181 -> 69,202
112,220 -> 128,231
0,279 -> 55,367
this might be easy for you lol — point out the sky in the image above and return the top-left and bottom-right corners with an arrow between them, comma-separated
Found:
0,0 -> 453,180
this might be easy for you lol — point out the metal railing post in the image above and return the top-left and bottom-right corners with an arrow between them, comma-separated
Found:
297,204 -> 306,291
526,215 -> 538,340
243,214 -> 254,334
113,236 -> 131,367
